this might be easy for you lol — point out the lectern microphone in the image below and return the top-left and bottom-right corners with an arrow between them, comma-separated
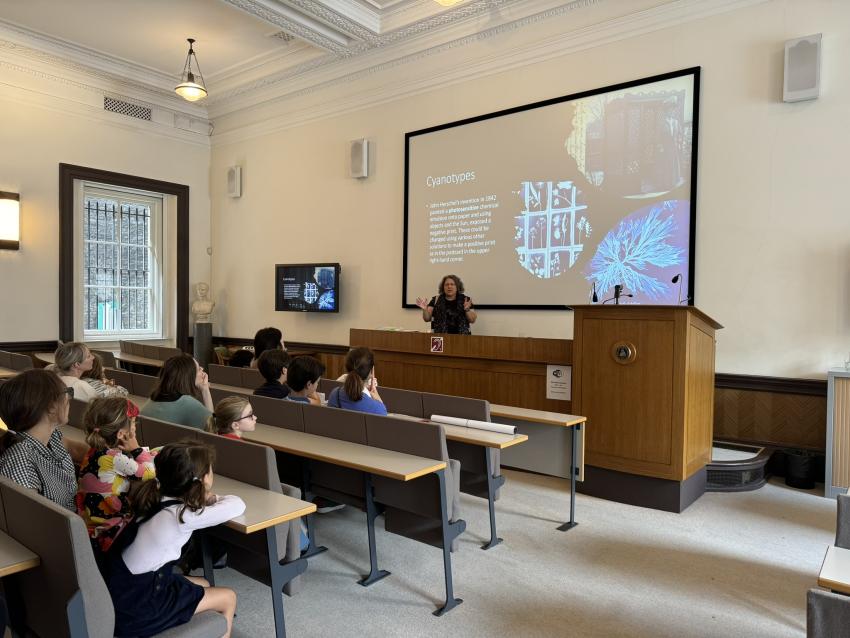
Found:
591,282 -> 598,303
671,274 -> 684,305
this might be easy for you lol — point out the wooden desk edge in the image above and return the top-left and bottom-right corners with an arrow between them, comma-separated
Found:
0,555 -> 40,578
446,431 -> 528,449
490,406 -> 586,428
817,574 -> 850,593
243,435 -> 447,482
229,502 -> 317,534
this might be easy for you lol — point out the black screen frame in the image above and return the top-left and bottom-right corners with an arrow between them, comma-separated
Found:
402,66 -> 701,311
275,262 -> 341,313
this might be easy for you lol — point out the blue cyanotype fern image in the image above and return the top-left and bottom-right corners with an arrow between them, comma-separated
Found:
587,201 -> 684,299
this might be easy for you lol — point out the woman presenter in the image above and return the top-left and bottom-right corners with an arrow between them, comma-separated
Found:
416,274 -> 477,335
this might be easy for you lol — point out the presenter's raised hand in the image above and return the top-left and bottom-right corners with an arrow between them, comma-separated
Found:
415,296 -> 429,310
463,297 -> 473,311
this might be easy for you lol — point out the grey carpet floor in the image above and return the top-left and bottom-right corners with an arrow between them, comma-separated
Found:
210,470 -> 835,637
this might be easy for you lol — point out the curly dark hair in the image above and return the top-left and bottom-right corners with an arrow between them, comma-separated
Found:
438,274 -> 464,296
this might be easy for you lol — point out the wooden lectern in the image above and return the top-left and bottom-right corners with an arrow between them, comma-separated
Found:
571,304 -> 722,512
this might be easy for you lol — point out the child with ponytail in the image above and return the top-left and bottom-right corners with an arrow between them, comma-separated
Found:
327,347 -> 387,416
76,397 -> 156,552
105,441 -> 243,637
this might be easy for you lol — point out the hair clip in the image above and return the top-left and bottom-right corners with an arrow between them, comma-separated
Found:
126,400 -> 140,419
93,427 -> 100,433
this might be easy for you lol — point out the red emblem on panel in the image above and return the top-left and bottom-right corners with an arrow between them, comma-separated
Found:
430,336 -> 444,353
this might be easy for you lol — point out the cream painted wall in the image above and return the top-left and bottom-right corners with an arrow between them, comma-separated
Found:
0,93 -> 211,343
209,0 -> 849,378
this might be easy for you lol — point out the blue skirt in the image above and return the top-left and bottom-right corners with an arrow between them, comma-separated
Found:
106,556 -> 205,637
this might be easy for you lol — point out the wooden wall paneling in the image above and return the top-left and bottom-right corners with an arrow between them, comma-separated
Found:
714,389 -> 826,450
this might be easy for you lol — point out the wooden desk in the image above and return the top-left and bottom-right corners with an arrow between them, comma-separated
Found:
36,351 -> 164,370
388,412 -> 526,549
490,404 -> 586,531
0,530 -> 39,577
244,423 -> 463,616
246,424 -> 446,480
819,545 -> 850,594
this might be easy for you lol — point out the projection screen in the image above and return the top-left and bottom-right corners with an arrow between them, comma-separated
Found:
403,67 -> 700,309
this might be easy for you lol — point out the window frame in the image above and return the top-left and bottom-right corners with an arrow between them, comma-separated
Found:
79,183 -> 165,341
59,164 -> 190,351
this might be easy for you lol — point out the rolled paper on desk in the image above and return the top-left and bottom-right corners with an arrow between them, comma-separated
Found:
430,414 -> 516,435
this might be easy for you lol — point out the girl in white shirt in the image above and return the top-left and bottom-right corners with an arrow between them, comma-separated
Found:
104,441 -> 244,638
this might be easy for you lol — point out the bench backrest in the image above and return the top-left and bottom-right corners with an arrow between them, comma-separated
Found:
0,350 -> 33,371
0,476 -> 114,638
90,349 -> 116,368
208,364 -> 264,390
422,391 -> 490,422
119,341 -> 182,361
303,403 -> 367,443
379,386 -> 425,418
67,398 -> 89,429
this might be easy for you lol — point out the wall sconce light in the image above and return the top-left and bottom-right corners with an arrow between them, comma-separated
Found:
175,38 -> 208,102
0,192 -> 20,250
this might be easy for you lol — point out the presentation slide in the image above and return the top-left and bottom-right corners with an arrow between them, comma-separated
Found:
404,68 -> 698,308
275,264 -> 339,312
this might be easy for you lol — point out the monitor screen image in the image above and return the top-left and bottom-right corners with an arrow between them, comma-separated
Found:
275,263 -> 340,313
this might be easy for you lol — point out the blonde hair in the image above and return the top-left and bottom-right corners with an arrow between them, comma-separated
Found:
83,397 -> 139,449
206,396 -> 250,436
54,342 -> 89,375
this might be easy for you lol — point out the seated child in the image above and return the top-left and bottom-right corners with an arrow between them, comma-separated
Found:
206,396 -> 309,550
76,397 -> 156,552
81,353 -> 130,398
285,356 -> 324,404
227,349 -> 254,368
206,396 -> 256,439
327,347 -> 387,416
104,441 -> 243,637
253,349 -> 291,399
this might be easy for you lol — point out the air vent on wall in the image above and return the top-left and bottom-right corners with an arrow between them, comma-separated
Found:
103,96 -> 152,121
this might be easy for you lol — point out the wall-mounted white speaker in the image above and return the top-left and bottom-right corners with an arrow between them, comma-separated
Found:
227,165 -> 242,198
350,139 -> 369,179
784,33 -> 821,103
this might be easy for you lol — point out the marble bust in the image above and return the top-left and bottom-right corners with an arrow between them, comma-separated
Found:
191,282 -> 215,323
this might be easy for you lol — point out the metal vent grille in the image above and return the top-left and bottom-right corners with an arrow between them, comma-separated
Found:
103,97 -> 152,121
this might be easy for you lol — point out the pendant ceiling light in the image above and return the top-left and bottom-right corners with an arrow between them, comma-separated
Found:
434,0 -> 464,6
175,38 -> 207,102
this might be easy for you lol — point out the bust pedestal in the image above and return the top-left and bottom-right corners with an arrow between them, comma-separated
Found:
194,322 -> 213,370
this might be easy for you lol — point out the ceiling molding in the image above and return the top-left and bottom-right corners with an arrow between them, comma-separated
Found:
210,0 -> 771,146
207,0 -> 592,112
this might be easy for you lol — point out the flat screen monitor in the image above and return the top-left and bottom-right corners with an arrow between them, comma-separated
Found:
275,263 -> 340,313
403,67 -> 700,309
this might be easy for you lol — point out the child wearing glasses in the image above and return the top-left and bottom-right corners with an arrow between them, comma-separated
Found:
206,396 -> 256,439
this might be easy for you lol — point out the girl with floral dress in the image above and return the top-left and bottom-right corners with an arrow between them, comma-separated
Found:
75,397 -> 157,552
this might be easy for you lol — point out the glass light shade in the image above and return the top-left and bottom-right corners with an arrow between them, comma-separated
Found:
0,192 -> 20,250
175,81 -> 208,101
435,0 -> 463,5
